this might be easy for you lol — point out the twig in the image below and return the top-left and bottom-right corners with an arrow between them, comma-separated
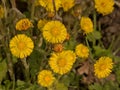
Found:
10,0 -> 16,8
115,0 -> 120,7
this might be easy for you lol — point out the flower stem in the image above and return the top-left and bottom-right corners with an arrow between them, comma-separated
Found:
93,11 -> 97,31
21,58 -> 30,82
0,0 -> 15,88
10,0 -> 16,8
85,37 -> 94,61
31,0 -> 35,20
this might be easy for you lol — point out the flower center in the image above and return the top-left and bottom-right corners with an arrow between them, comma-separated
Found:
51,27 -> 59,36
101,2 -> 106,7
63,2 -> 68,7
44,75 -> 51,82
99,64 -> 106,71
18,41 -> 26,50
57,58 -> 66,67
82,48 -> 87,53
47,0 -> 52,3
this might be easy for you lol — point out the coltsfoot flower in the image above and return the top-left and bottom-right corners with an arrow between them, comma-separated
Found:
9,34 -> 34,58
80,17 -> 93,34
75,44 -> 89,58
37,19 -> 48,31
53,43 -> 63,52
38,70 -> 55,87
15,18 -> 33,30
42,20 -> 67,43
94,0 -> 114,15
94,56 -> 113,78
49,50 -> 76,75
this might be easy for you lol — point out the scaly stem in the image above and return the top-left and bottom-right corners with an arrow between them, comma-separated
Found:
85,37 -> 94,61
52,0 -> 57,15
10,0 -> 16,8
21,58 -> 30,82
93,11 -> 97,31
31,0 -> 35,20
1,0 -> 15,89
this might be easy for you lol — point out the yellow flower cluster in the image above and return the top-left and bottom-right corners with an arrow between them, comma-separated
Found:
15,18 -> 33,31
80,17 -> 93,34
0,5 -> 4,18
94,56 -> 113,78
38,0 -> 75,12
49,50 -> 76,75
94,0 -> 114,15
75,44 -> 89,58
37,70 -> 55,87
9,34 -> 34,58
42,20 -> 67,43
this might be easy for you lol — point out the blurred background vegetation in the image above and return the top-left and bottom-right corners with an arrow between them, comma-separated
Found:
0,0 -> 120,90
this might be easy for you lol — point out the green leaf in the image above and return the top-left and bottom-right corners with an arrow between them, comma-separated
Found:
89,83 -> 103,90
115,67 -> 120,84
12,56 -> 18,64
64,37 -> 77,50
61,72 -> 75,86
0,59 -> 7,83
3,80 -> 13,90
61,75 -> 70,86
87,31 -> 101,42
29,49 -> 45,78
103,81 -> 119,90
92,31 -> 102,40
56,83 -> 68,90
17,80 -> 25,86
93,46 -> 109,57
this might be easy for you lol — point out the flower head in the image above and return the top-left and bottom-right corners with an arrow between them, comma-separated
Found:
53,43 -> 63,52
10,34 -> 34,58
94,0 -> 114,15
42,21 -> 67,43
75,44 -> 89,58
94,56 -> 113,78
15,18 -> 33,31
39,0 -> 61,12
37,19 -> 48,31
38,70 -> 55,87
0,5 -> 4,18
49,50 -> 76,75
80,17 -> 93,34
61,0 -> 75,11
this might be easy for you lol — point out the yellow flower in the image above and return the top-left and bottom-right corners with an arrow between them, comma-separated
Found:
38,70 -> 55,87
94,56 -> 113,78
65,50 -> 76,63
75,44 -> 89,58
10,34 -> 34,58
0,5 -> 4,18
42,21 -> 67,43
53,43 -> 63,52
94,0 -> 114,15
15,18 -> 33,31
80,17 -> 93,34
49,50 -> 76,75
61,0 -> 75,11
37,19 -> 48,31
39,0 -> 61,12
